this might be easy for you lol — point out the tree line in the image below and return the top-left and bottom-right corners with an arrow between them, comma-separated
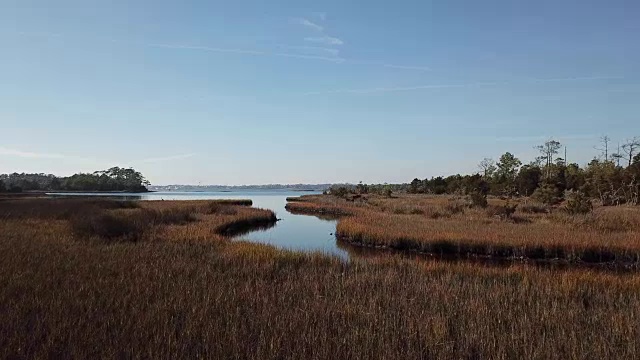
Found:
329,136 -> 640,206
0,167 -> 150,193
408,136 -> 640,205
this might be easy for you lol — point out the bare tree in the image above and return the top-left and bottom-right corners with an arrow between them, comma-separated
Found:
595,135 -> 611,161
478,158 -> 496,178
613,137 -> 640,167
535,139 -> 562,178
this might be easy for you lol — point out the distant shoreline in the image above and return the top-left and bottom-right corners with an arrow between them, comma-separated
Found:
148,185 -> 331,192
46,190 -> 153,194
0,190 -> 153,198
148,188 -> 326,193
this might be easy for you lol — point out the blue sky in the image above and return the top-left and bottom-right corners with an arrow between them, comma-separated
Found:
1,0 -> 639,185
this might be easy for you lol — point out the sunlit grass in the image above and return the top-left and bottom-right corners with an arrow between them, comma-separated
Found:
2,198 -> 640,358
292,194 -> 640,265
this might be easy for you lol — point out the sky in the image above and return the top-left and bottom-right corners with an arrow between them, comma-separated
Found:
1,0 -> 639,185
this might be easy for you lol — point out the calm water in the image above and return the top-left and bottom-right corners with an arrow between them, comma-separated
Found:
47,190 -> 349,259
46,191 -> 622,270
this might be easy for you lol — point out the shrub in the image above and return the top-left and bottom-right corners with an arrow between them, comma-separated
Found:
532,183 -> 562,205
329,186 -> 350,198
468,191 -> 488,208
565,191 -> 593,215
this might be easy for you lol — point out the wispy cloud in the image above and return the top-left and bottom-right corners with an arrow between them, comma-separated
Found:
148,43 -> 264,55
305,36 -> 344,46
16,29 -> 433,71
383,64 -> 431,71
345,59 -> 432,72
277,45 -> 340,56
294,13 -> 344,51
141,153 -> 197,163
273,52 -> 344,62
0,147 -> 101,162
149,43 -> 343,62
0,146 -> 198,167
291,18 -> 324,32
303,82 -> 500,95
303,76 -> 623,96
312,12 -> 327,21
0,147 -> 108,167
528,76 -> 623,83
0,147 -> 70,159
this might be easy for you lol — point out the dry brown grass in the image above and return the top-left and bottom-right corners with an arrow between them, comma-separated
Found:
288,194 -> 640,266
285,196 -> 356,216
2,198 -> 640,358
0,198 -> 275,243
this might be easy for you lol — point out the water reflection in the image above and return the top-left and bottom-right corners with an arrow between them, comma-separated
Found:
45,191 -> 634,271
334,234 -> 637,273
47,191 -> 349,259
285,208 -> 341,222
238,195 -> 347,260
224,221 -> 278,238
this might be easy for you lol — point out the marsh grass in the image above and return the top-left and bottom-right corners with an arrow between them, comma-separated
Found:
552,206 -> 640,233
519,201 -> 551,214
1,216 -> 640,358
291,194 -> 640,266
213,212 -> 278,236
285,201 -> 354,216
0,198 -> 273,243
0,198 -> 138,220
1,198 -> 640,358
207,203 -> 238,215
206,199 -> 253,206
71,207 -> 197,241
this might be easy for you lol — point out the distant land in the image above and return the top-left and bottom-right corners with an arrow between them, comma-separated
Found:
148,184 -> 334,192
